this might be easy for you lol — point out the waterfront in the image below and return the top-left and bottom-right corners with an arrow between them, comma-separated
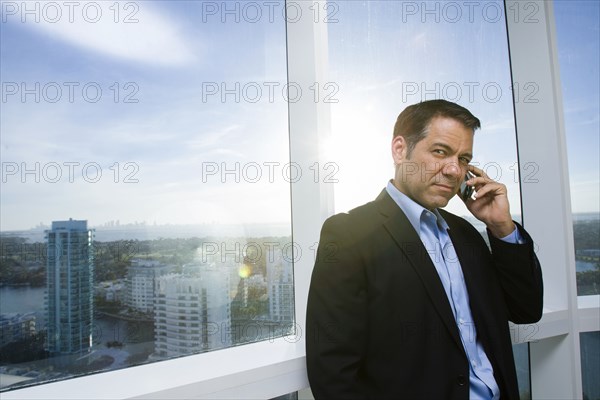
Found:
0,286 -> 155,390
1,218 -> 597,394
577,261 -> 599,272
0,285 -> 154,345
0,286 -> 45,315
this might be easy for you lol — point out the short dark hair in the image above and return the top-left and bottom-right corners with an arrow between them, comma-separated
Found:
393,100 -> 481,157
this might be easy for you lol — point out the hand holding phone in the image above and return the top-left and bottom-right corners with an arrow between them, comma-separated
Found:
459,171 -> 476,201
459,165 -> 516,238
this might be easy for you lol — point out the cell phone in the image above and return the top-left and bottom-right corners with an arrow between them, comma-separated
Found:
459,171 -> 476,201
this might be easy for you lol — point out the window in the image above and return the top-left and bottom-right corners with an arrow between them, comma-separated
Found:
580,331 -> 600,400
327,0 -> 523,222
0,1 -> 597,399
0,0 -> 294,391
326,1 -> 530,398
554,0 -> 600,297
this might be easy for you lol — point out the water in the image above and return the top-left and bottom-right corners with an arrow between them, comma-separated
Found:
0,285 -> 155,387
0,286 -> 45,315
0,286 -> 153,343
577,261 -> 598,273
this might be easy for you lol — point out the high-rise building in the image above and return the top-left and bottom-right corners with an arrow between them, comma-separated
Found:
126,259 -> 173,313
154,263 -> 231,358
45,219 -> 94,355
266,248 -> 294,322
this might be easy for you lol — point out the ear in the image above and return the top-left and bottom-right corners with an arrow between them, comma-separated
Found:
391,135 -> 407,165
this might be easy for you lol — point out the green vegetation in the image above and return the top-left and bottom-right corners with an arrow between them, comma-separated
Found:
1,234 -> 291,284
574,219 -> 600,296
577,270 -> 600,296
0,332 -> 48,364
0,237 -> 45,286
573,219 -> 600,252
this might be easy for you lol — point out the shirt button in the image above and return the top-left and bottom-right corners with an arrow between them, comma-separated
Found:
471,359 -> 477,367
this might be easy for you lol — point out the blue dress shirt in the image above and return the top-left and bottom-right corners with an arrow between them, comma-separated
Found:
386,181 -> 522,400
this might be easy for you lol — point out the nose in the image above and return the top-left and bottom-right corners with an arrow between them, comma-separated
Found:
442,161 -> 463,180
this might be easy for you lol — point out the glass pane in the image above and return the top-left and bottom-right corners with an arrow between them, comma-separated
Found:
0,0 -> 293,391
554,1 -> 600,296
580,331 -> 600,400
270,392 -> 298,400
325,0 -> 529,397
327,0 -> 523,229
512,343 -> 531,400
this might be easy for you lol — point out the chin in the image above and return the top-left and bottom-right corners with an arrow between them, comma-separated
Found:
428,198 -> 451,210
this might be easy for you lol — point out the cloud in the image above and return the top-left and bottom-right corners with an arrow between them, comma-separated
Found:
21,1 -> 196,67
185,125 -> 241,149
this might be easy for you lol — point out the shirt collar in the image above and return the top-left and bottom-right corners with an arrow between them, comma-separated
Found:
385,180 -> 450,233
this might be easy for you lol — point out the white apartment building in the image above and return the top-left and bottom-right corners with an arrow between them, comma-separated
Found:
153,263 -> 231,358
126,259 -> 172,313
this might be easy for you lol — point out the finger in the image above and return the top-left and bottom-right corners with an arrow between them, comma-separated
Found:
466,176 -> 492,187
473,182 -> 505,199
467,164 -> 490,180
472,185 -> 492,200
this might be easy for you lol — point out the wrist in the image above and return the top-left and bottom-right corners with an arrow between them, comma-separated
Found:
487,221 -> 516,238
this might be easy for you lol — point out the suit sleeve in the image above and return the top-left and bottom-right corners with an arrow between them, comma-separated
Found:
488,222 -> 544,324
306,215 -> 369,400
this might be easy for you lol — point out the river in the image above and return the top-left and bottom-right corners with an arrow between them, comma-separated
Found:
0,285 -> 154,390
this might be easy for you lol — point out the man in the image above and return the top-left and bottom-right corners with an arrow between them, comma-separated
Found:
306,100 -> 543,399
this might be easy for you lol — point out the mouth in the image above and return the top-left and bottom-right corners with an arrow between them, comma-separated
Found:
433,183 -> 456,192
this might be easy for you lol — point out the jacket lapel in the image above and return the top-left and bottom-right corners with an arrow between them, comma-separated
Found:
441,212 -> 489,323
375,190 -> 463,350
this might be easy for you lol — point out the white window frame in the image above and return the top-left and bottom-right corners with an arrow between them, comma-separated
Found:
3,1 -> 598,399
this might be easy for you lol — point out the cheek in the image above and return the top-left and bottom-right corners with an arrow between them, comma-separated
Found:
422,161 -> 444,177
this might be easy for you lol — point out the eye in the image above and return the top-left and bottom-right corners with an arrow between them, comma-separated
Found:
459,157 -> 471,165
433,149 -> 446,156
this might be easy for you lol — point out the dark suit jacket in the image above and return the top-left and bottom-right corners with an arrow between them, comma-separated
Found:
306,190 -> 543,400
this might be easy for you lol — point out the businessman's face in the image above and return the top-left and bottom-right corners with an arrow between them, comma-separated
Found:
392,116 -> 474,210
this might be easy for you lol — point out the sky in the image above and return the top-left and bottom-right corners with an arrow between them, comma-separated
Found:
1,1 -> 291,231
554,0 -> 600,215
0,0 -> 598,232
326,0 -> 524,219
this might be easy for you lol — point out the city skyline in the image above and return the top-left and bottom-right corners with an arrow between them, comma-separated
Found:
0,216 -> 296,390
